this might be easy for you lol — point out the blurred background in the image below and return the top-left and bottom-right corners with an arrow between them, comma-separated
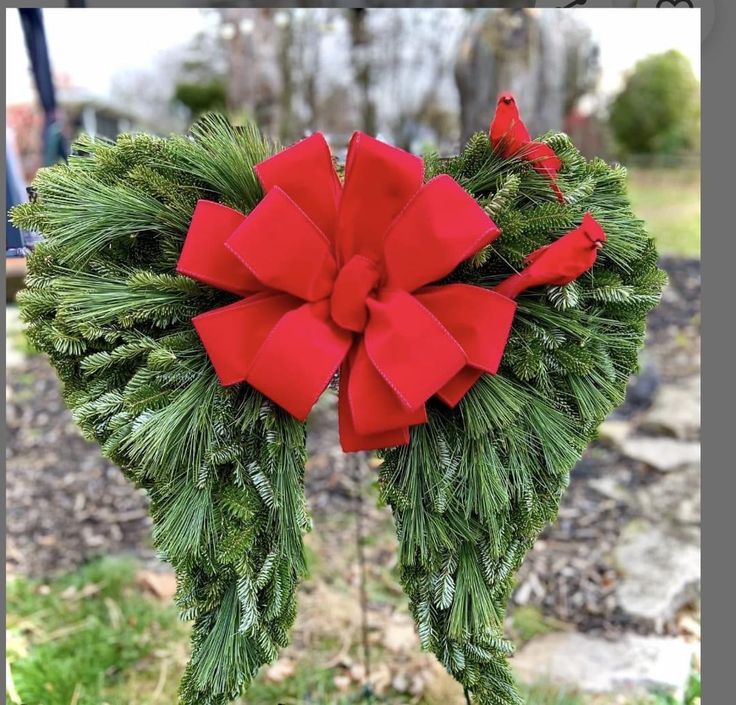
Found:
6,7 -> 700,705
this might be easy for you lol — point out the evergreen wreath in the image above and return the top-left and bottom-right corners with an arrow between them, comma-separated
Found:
13,106 -> 665,705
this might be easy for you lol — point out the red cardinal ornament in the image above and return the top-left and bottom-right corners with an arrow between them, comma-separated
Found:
494,212 -> 606,300
490,92 -> 565,203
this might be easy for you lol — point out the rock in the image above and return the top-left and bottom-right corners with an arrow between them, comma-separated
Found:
264,658 -> 296,683
6,306 -> 24,370
588,476 -> 632,504
619,437 -> 700,472
391,672 -> 411,693
678,613 -> 701,640
370,663 -> 393,698
597,419 -> 632,449
635,466 -> 701,525
513,631 -> 698,699
333,674 -> 352,692
136,569 -> 178,601
641,377 -> 700,439
368,663 -> 393,697
614,521 -> 700,625
616,360 -> 660,416
383,615 -> 418,654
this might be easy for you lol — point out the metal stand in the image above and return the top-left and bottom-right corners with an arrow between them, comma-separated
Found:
350,451 -> 374,702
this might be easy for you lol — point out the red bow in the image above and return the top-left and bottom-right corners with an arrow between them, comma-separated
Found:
490,92 -> 565,203
177,130 -> 606,452
177,132 -> 517,451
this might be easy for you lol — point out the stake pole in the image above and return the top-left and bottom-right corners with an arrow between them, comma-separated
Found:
352,451 -> 373,701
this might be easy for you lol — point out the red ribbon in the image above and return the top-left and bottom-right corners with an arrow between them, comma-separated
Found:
490,92 -> 565,203
177,126 -> 605,452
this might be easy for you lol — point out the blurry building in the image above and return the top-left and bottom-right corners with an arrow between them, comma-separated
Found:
6,88 -> 140,185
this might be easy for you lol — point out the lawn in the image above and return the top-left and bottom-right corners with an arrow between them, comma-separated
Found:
6,557 -> 700,705
626,167 -> 700,258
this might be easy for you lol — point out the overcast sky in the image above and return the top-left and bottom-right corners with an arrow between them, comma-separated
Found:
5,8 -> 700,107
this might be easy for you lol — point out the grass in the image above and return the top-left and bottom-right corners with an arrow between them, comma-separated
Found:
626,167 -> 700,258
6,557 -> 700,705
6,557 -> 187,705
510,605 -> 561,644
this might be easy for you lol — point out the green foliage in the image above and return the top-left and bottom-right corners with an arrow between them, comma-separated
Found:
610,50 -> 700,156
174,79 -> 228,117
14,118 -> 306,705
13,114 -> 663,705
510,605 -> 557,644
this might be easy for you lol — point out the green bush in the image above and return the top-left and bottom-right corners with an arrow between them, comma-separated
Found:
610,50 -> 699,156
174,79 -> 228,118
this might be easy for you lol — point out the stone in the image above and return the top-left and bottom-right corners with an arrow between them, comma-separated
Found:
383,614 -> 419,654
635,466 -> 701,525
588,476 -> 632,504
264,658 -> 296,683
619,436 -> 700,472
391,672 -> 411,693
513,631 -> 698,699
641,377 -> 700,439
597,419 -> 632,448
614,521 -> 700,625
6,306 -> 24,370
135,569 -> 177,601
620,360 -> 661,414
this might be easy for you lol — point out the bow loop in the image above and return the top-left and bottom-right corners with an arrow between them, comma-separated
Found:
414,285 -> 517,406
336,132 -> 424,265
364,289 -> 466,412
245,300 -> 353,420
192,292 -> 302,386
255,132 -> 342,242
177,200 -> 263,296
383,175 -> 501,292
226,187 -> 337,302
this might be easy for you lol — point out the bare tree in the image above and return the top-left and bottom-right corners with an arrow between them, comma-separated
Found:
110,46 -> 193,135
348,8 -> 377,136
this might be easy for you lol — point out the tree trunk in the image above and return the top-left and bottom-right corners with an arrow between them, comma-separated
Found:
349,8 -> 377,136
455,8 -> 599,145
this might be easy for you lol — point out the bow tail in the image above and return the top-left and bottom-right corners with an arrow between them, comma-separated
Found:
413,284 -> 517,406
338,352 -> 415,453
194,295 -> 352,421
177,200 -> 263,296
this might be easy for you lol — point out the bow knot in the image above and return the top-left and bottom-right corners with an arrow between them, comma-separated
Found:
330,255 -> 380,333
